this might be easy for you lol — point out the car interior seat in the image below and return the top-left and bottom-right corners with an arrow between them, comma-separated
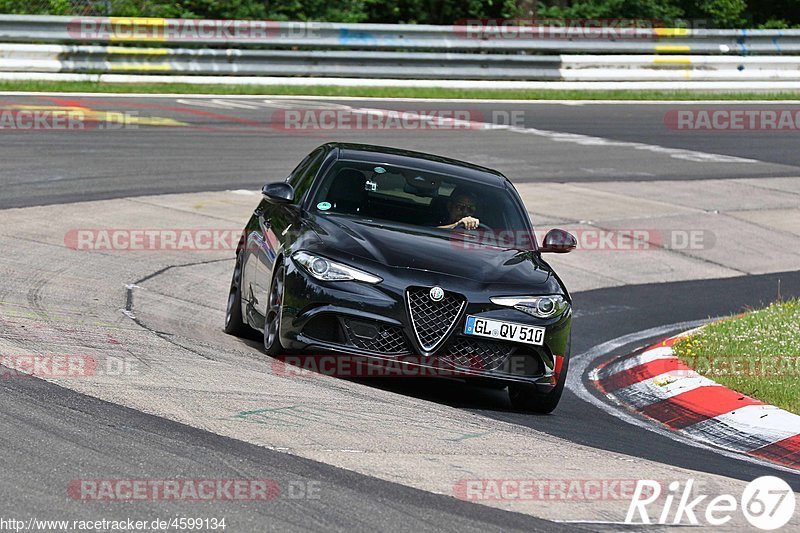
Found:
429,194 -> 450,226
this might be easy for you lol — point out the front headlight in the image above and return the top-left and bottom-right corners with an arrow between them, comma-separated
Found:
293,251 -> 382,284
490,295 -> 569,319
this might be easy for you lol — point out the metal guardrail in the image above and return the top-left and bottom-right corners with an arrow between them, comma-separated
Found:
1,15 -> 800,54
0,44 -> 566,80
0,15 -> 799,85
2,43 -> 799,82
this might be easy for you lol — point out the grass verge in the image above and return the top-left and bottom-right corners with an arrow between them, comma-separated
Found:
1,80 -> 800,100
673,299 -> 800,414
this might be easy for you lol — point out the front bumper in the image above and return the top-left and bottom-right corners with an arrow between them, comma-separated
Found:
279,259 -> 572,391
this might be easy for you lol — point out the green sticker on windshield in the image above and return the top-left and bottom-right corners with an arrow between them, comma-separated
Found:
317,201 -> 331,211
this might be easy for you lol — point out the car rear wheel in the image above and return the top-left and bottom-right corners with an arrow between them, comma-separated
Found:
224,252 -> 249,337
263,262 -> 285,356
508,351 -> 569,414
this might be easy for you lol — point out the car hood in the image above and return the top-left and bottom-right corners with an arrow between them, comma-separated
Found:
307,214 -> 554,286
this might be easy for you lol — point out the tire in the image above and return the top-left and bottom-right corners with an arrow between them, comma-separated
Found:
224,252 -> 250,337
508,350 -> 570,414
263,262 -> 286,356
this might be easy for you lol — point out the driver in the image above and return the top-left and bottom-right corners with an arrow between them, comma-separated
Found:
438,187 -> 480,230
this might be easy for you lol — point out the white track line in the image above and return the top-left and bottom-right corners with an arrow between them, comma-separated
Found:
6,72 -> 800,91
1,91 -> 800,105
347,105 -> 759,164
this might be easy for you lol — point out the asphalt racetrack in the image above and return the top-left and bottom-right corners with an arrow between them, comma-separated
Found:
1,94 -> 799,531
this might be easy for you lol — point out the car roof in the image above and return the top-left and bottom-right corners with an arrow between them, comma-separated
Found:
325,143 -> 508,187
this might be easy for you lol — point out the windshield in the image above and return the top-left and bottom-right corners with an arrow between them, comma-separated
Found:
310,160 -> 532,246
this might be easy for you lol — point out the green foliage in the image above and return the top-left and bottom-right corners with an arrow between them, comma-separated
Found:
759,18 -> 791,28
674,299 -> 800,414
537,0 -> 684,23
695,0 -> 747,27
47,0 -> 73,16
0,1 -> 799,28
0,0 -> 42,14
757,18 -> 800,29
361,0 -> 524,24
108,1 -> 359,21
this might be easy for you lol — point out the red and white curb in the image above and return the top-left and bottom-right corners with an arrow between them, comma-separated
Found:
590,328 -> 800,471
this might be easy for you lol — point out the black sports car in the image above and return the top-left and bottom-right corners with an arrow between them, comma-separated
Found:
225,143 -> 576,413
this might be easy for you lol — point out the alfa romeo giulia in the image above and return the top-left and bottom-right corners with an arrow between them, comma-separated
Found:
225,143 -> 576,413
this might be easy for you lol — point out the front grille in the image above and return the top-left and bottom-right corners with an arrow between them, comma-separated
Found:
343,319 -> 409,354
406,287 -> 465,352
441,337 -> 517,371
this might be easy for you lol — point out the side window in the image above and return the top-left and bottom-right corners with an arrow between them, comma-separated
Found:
287,148 -> 325,204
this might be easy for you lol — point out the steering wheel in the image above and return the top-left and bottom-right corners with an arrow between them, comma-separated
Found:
454,221 -> 493,233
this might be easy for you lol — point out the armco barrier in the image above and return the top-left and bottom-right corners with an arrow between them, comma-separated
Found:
0,15 -> 798,85
1,43 -> 798,81
0,15 -> 799,55
0,44 -> 564,80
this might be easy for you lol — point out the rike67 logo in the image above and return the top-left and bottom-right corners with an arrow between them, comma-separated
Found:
627,477 -> 796,530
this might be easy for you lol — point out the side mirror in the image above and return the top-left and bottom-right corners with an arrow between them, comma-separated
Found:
262,182 -> 294,203
540,228 -> 577,254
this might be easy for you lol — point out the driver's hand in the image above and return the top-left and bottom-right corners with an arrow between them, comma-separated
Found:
458,216 -> 480,230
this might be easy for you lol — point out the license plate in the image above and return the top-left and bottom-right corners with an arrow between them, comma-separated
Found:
464,316 -> 545,346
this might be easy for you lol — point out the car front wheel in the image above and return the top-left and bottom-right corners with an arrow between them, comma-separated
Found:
224,252 -> 249,337
263,262 -> 286,356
